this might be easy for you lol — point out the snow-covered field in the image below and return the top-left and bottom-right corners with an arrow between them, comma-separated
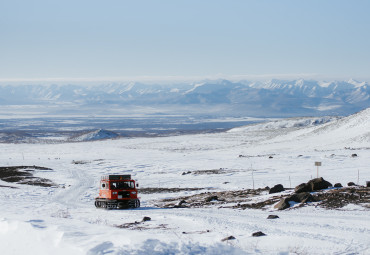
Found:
0,109 -> 369,254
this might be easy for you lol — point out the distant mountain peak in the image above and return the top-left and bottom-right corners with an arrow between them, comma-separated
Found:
347,78 -> 366,88
70,129 -> 119,142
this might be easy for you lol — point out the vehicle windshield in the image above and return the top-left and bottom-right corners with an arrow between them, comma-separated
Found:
110,181 -> 135,190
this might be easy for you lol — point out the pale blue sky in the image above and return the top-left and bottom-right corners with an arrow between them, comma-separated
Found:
0,0 -> 369,80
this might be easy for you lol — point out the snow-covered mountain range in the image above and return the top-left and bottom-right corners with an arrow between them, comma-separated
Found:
0,78 -> 369,117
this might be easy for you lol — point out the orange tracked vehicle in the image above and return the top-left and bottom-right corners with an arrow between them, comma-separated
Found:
95,175 -> 140,209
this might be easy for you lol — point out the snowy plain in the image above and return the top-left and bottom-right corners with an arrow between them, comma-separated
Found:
0,108 -> 369,254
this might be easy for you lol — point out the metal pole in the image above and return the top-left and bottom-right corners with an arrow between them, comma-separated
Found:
252,169 -> 254,190
317,166 -> 319,178
315,162 -> 322,178
357,169 -> 359,185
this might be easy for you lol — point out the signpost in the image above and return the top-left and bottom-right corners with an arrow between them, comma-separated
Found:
315,162 -> 322,178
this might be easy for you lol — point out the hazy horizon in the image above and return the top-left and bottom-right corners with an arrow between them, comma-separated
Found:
1,75 -> 370,85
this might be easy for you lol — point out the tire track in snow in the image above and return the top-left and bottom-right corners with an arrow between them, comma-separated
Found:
53,165 -> 96,208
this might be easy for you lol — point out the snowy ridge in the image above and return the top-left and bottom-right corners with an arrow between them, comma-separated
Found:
0,219 -> 79,254
261,107 -> 370,149
305,107 -> 370,144
228,116 -> 337,132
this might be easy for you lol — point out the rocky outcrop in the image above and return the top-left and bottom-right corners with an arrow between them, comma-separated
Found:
274,198 -> 291,210
295,177 -> 332,193
205,196 -> 218,202
269,184 -> 285,194
277,178 -> 332,210
252,231 -> 266,237
295,183 -> 311,193
308,178 -> 332,191
221,236 -> 236,241
274,192 -> 315,210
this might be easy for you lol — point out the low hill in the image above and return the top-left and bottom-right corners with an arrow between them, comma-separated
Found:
70,129 -> 119,142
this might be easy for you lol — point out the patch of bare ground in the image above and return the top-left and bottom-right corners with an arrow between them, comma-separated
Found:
313,186 -> 370,209
155,186 -> 369,210
0,185 -> 18,189
139,187 -> 204,194
0,166 -> 57,187
181,168 -> 229,175
228,197 -> 283,210
115,217 -> 169,230
182,230 -> 211,234
155,188 -> 272,209
116,222 -> 169,231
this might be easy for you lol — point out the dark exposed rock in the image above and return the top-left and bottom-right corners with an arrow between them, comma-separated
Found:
274,192 -> 314,210
174,200 -> 188,208
348,182 -> 356,186
252,231 -> 266,237
295,178 -> 332,193
269,184 -> 285,194
205,195 -> 218,202
72,160 -> 90,165
307,177 -> 332,191
295,183 -> 311,193
267,215 -> 279,219
221,236 -> 236,241
289,192 -> 315,203
274,198 -> 290,210
351,154 -> 358,157
178,200 -> 187,206
334,183 -> 343,188
142,217 -> 151,222
269,156 -> 273,159
367,181 -> 370,188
